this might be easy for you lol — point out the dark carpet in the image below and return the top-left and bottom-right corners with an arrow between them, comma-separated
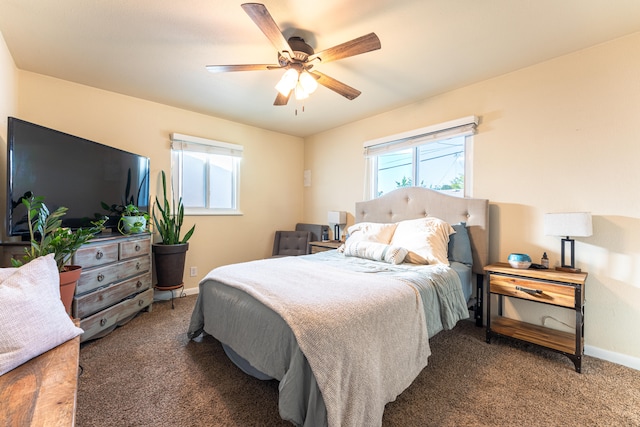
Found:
76,295 -> 640,426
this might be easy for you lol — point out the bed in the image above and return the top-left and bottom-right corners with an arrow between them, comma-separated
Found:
188,187 -> 489,427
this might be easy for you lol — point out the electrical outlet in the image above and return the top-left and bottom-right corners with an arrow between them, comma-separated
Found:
190,266 -> 198,277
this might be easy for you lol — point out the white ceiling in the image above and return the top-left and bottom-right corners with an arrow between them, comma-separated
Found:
1,0 -> 640,137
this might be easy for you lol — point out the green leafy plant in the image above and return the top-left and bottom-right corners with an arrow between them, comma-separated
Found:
153,171 -> 195,244
120,204 -> 147,217
11,194 -> 108,272
117,204 -> 150,234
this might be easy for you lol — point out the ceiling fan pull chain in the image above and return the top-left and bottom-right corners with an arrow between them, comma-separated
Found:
294,104 -> 306,116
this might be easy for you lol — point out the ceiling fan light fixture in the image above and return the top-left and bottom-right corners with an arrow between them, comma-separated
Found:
275,68 -> 299,96
299,71 -> 318,94
210,4 -> 381,106
294,81 -> 309,100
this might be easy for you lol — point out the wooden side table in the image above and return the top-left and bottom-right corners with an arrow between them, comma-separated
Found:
0,321 -> 81,425
308,240 -> 343,254
484,263 -> 587,372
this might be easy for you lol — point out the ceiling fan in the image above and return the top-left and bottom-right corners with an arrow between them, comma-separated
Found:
206,3 -> 381,106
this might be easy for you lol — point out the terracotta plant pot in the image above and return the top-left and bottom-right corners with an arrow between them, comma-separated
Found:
152,243 -> 189,289
59,265 -> 82,316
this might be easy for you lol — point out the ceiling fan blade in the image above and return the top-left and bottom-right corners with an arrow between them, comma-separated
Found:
241,3 -> 292,57
273,91 -> 291,106
308,33 -> 381,64
310,71 -> 361,100
206,64 -> 282,73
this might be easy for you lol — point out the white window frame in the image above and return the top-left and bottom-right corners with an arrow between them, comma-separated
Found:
170,133 -> 243,216
363,116 -> 478,200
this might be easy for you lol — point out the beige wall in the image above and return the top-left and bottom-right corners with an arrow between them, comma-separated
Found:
10,71 -> 304,291
0,32 -> 18,238
304,32 -> 640,364
3,25 -> 640,365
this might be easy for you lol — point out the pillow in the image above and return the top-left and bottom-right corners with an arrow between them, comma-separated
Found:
0,254 -> 84,375
343,241 -> 408,265
345,222 -> 397,245
390,217 -> 455,265
448,222 -> 474,266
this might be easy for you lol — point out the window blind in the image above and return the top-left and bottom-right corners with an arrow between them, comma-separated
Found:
170,133 -> 243,157
363,116 -> 478,157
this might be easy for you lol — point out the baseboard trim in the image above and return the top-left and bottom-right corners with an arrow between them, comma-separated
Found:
153,286 -> 199,301
182,286 -> 199,296
585,345 -> 640,371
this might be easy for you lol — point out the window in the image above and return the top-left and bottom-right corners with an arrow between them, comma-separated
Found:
364,116 -> 477,199
171,133 -> 242,215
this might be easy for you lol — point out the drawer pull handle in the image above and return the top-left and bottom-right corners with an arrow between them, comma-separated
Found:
136,280 -> 142,288
100,318 -> 107,326
135,244 -> 141,251
516,285 -> 543,295
97,273 -> 105,282
138,300 -> 144,307
136,262 -> 141,270
96,250 -> 104,260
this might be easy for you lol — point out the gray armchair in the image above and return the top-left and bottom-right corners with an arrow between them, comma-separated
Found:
295,223 -> 329,242
272,230 -> 312,257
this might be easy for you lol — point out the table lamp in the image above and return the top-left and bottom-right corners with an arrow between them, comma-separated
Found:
544,212 -> 592,272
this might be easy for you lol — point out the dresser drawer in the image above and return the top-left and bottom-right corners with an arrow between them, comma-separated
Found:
79,288 -> 153,342
489,274 -> 576,308
120,238 -> 151,260
73,242 -> 119,267
74,272 -> 151,318
76,256 -> 151,295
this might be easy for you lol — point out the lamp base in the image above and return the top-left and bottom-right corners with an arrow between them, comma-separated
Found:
555,266 -> 582,273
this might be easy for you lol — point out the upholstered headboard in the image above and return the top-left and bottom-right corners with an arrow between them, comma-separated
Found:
355,187 -> 489,275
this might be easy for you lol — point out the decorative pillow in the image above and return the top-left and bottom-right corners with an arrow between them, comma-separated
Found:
343,241 -> 408,265
345,222 -> 397,244
448,222 -> 474,266
0,254 -> 84,375
390,217 -> 455,265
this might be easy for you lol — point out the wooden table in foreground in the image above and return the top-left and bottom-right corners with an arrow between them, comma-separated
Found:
0,327 -> 81,425
484,263 -> 587,372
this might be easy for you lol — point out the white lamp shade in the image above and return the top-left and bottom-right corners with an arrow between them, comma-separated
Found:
294,81 -> 309,100
299,71 -> 318,94
328,211 -> 347,225
275,69 -> 299,96
544,212 -> 593,237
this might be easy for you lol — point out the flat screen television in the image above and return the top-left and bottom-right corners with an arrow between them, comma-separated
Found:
7,117 -> 150,238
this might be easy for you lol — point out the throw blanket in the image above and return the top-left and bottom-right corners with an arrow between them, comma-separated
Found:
206,256 -> 431,427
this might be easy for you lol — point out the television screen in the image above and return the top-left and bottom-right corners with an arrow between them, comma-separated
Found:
7,117 -> 150,237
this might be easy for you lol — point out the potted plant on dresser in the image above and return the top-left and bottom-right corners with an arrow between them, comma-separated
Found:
117,203 -> 149,235
152,171 -> 195,291
11,194 -> 107,315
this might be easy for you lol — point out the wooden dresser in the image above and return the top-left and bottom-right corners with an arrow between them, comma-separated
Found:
72,233 -> 153,342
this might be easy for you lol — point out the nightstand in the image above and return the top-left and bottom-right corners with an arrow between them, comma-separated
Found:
484,263 -> 587,372
308,241 -> 343,254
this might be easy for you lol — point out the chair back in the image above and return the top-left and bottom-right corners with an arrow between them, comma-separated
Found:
272,230 -> 312,257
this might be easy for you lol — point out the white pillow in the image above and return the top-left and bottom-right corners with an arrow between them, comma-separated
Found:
345,222 -> 397,244
343,241 -> 408,265
390,217 -> 455,265
0,254 -> 84,375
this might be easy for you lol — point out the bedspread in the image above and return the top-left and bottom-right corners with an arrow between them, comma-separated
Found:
189,255 -> 467,427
